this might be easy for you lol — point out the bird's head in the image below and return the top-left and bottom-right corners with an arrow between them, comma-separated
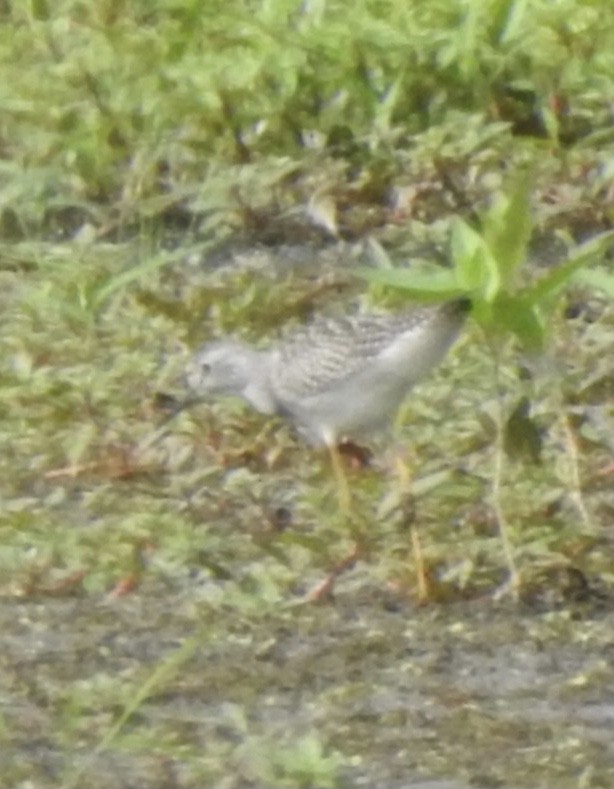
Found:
185,339 -> 277,414
185,340 -> 256,395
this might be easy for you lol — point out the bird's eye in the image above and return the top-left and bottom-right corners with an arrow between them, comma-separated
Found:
201,362 -> 211,374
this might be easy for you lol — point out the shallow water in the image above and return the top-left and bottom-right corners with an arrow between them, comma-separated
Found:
3,579 -> 613,788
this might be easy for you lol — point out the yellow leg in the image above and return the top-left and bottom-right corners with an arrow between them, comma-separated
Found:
306,442 -> 355,601
327,441 -> 351,512
394,453 -> 428,601
410,523 -> 428,602
394,452 -> 412,489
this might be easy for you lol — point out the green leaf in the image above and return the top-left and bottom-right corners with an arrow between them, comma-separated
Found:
483,173 -> 533,286
450,218 -> 500,300
525,230 -> 614,306
355,266 -> 460,300
473,294 -> 546,351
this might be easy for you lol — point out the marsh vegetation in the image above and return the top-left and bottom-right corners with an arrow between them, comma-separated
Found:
2,1 -> 614,787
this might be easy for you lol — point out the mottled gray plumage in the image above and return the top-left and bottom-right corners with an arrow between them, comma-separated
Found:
186,298 -> 470,446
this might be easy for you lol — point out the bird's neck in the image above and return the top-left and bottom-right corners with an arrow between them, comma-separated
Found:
240,349 -> 278,415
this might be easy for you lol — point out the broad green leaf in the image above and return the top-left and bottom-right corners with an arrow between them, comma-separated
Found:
473,294 -> 546,351
525,230 -> 614,305
451,218 -> 500,300
483,174 -> 533,286
355,266 -> 460,300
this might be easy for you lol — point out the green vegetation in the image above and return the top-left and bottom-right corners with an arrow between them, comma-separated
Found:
2,1 -> 614,787
3,0 -> 614,237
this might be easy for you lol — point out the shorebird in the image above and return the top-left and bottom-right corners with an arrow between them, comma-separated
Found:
186,297 -> 470,597
186,298 -> 470,450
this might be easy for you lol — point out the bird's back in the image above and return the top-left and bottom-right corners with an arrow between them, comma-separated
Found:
271,300 -> 468,401
268,299 -> 469,443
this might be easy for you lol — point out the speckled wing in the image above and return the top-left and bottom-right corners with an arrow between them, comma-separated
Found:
269,305 -> 443,403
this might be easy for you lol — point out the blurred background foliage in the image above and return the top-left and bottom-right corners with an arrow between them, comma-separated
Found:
2,0 -> 614,240
2,3 -> 614,786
